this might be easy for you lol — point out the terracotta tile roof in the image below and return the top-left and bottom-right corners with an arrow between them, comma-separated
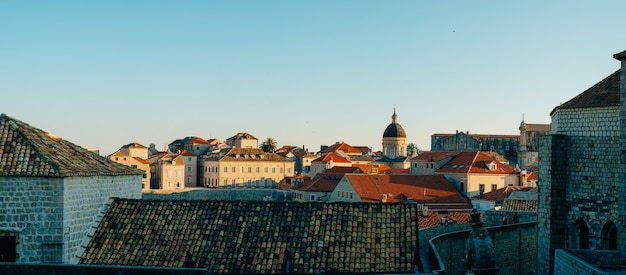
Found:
418,210 -> 471,229
382,168 -> 410,175
298,173 -> 344,192
109,150 -> 130,157
411,151 -> 458,162
0,114 -> 141,177
80,199 -> 420,273
178,149 -> 196,156
133,157 -> 150,165
208,148 -> 292,162
526,172 -> 538,183
473,186 -> 534,202
186,137 -> 209,145
311,152 -> 350,163
344,174 -> 471,208
436,152 -> 517,174
501,198 -> 537,211
351,164 -> 392,174
551,69 -> 620,115
321,142 -> 362,154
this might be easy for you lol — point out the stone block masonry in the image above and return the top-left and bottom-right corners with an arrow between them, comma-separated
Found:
0,174 -> 141,264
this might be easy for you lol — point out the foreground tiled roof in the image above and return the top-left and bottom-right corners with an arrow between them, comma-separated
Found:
320,142 -> 362,155
551,69 -> 620,114
80,199 -> 420,273
0,114 -> 142,177
344,174 -> 472,208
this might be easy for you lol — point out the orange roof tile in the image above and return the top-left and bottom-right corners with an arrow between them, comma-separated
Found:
321,142 -> 362,154
418,210 -> 471,229
185,137 -> 209,145
312,152 -> 350,163
412,151 -> 458,162
344,174 -> 471,208
436,152 -> 517,174
298,173 -> 344,192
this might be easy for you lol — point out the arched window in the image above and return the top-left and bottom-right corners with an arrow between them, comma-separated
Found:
601,221 -> 617,250
571,218 -> 589,249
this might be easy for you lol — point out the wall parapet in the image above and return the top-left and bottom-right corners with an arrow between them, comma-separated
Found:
428,222 -> 537,275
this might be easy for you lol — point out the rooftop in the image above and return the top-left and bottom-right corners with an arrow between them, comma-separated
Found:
80,199 -> 420,273
0,114 -> 141,177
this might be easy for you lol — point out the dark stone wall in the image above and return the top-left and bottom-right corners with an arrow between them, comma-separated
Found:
429,222 -> 537,275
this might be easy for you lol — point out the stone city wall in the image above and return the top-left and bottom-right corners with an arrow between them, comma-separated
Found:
428,222 -> 537,275
554,249 -> 623,275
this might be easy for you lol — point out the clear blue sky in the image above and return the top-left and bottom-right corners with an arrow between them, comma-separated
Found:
1,1 -> 624,155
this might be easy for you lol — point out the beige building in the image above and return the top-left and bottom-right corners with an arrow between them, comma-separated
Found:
156,150 -> 197,189
226,132 -> 258,148
204,147 -> 294,188
109,142 -> 150,190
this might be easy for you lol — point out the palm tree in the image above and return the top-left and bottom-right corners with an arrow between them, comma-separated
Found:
261,137 -> 277,153
407,143 -> 419,156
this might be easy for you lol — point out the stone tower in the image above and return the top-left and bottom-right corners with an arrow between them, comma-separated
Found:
382,108 -> 407,159
537,51 -> 626,274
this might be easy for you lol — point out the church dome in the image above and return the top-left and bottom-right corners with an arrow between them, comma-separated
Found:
383,110 -> 407,138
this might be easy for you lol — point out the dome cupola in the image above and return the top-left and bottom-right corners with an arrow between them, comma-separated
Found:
383,109 -> 406,138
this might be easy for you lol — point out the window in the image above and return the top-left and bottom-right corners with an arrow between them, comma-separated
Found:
265,167 -> 268,173
232,167 -> 236,173
311,195 -> 316,201
350,193 -> 353,199
479,184 -> 485,195
491,184 -> 497,191
0,234 -> 17,262
272,167 -> 276,173
224,179 -> 228,185
187,166 -> 192,172
224,167 -> 228,173
187,177 -> 191,183
42,243 -> 63,263
142,173 -> 147,179
142,183 -> 145,189
176,182 -> 180,188
130,164 -> 137,169
256,167 -> 260,173
248,167 -> 252,173
188,157 -> 192,161
232,179 -> 236,185
280,168 -> 284,173
287,168 -> 291,173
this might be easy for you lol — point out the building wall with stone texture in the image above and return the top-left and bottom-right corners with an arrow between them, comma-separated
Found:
539,115 -> 622,274
429,222 -> 537,275
550,107 -> 620,136
0,175 -> 141,264
0,177 -> 64,264
64,175 -> 141,264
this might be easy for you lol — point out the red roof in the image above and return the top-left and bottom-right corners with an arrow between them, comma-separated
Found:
351,164 -> 392,174
325,166 -> 362,174
321,142 -> 362,154
436,151 -> 517,174
526,172 -> 538,182
178,149 -> 196,156
132,157 -> 149,164
312,152 -> 350,163
473,186 -> 535,202
418,210 -> 471,229
298,173 -> 344,192
185,136 -> 209,145
412,151 -> 458,162
344,174 -> 471,207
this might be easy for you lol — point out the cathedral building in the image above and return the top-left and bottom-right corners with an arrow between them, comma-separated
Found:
379,109 -> 411,169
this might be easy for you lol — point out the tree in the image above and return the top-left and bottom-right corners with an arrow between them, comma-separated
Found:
261,137 -> 277,153
407,143 -> 420,156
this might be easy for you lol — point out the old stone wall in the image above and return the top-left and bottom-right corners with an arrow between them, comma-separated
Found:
550,107 -> 620,137
429,222 -> 537,275
64,175 -> 142,264
0,177 -> 64,263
